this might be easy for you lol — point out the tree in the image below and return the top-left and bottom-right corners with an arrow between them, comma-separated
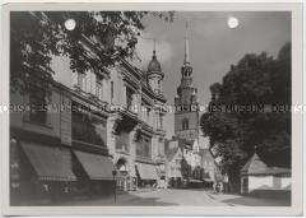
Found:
200,43 -> 291,192
10,11 -> 174,94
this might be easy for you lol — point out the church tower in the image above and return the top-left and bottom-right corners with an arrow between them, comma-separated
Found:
174,23 -> 200,141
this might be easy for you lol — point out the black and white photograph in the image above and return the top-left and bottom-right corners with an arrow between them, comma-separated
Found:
1,2 -> 303,216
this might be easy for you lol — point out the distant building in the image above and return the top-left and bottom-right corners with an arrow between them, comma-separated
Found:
199,149 -> 216,185
165,140 -> 183,188
173,24 -> 216,182
174,23 -> 199,143
173,23 -> 201,179
240,151 -> 291,195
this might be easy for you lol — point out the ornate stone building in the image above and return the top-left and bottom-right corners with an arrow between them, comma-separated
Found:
106,47 -> 167,190
10,27 -> 167,205
70,36 -> 168,190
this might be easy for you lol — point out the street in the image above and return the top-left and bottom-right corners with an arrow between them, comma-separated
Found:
60,189 -> 291,207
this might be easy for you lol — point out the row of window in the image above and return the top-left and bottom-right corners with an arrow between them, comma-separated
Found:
77,73 -> 114,102
26,86 -> 157,158
78,73 -> 163,130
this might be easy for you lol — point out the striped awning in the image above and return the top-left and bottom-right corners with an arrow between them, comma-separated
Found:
74,150 -> 114,180
21,142 -> 77,181
136,163 -> 158,180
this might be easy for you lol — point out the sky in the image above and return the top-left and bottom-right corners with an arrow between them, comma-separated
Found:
132,11 -> 291,139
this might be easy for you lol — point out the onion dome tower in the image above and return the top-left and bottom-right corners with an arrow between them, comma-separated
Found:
147,41 -> 164,94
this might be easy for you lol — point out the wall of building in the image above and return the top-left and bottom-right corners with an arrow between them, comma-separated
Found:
10,84 -> 67,143
175,112 -> 198,132
60,93 -> 72,146
248,175 -> 291,192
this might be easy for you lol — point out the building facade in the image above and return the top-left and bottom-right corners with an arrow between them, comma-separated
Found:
240,151 -> 291,195
10,31 -> 167,204
106,48 -> 167,190
165,139 -> 183,188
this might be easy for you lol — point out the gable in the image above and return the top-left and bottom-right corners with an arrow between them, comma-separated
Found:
241,153 -> 268,175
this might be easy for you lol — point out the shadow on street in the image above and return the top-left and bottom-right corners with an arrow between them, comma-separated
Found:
15,191 -> 179,206
220,195 -> 291,207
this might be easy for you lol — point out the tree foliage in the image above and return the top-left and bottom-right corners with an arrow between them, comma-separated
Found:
10,11 -> 174,93
200,43 -> 291,190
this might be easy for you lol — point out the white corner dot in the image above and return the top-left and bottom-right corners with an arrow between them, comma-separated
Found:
228,17 -> 239,29
64,19 -> 76,31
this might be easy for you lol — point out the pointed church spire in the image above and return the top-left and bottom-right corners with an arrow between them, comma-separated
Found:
184,21 -> 190,66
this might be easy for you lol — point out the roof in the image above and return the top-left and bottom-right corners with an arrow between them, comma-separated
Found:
199,148 -> 212,158
241,152 -> 291,176
166,147 -> 181,162
147,51 -> 163,77
199,149 -> 215,162
178,138 -> 194,150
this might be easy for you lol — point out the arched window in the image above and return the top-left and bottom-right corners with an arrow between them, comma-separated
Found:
182,118 -> 189,130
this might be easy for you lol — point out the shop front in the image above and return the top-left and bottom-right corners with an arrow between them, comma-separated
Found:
10,139 -> 77,205
115,157 -> 137,191
72,150 -> 114,197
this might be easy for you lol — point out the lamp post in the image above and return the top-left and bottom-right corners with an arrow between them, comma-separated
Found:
112,168 -> 117,204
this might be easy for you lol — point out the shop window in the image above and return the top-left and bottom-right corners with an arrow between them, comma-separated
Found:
72,102 -> 106,147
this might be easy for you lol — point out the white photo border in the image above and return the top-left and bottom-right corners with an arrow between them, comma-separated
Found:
1,2 -> 303,216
